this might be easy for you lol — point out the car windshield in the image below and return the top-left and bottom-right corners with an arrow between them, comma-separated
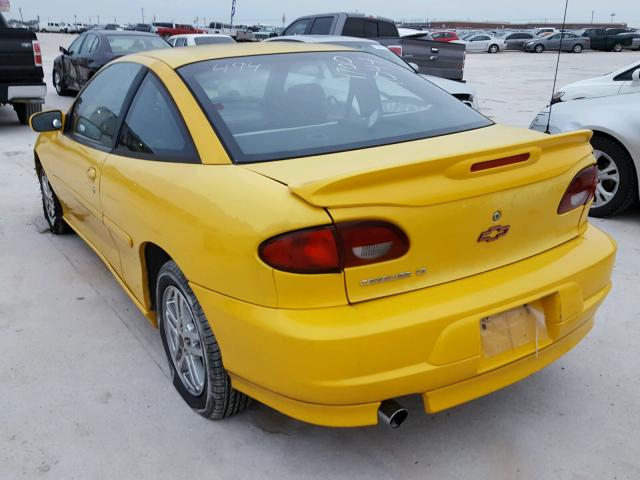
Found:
106,35 -> 170,54
194,36 -> 235,45
180,51 -> 492,163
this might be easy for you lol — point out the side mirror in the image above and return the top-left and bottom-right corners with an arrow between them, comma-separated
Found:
30,110 -> 64,132
409,62 -> 420,73
632,69 -> 640,82
59,46 -> 69,55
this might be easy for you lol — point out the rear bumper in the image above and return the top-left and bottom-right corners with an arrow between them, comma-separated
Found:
0,82 -> 46,103
191,224 -> 616,427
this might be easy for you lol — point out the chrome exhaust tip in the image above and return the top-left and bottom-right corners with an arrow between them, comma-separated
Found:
377,399 -> 408,428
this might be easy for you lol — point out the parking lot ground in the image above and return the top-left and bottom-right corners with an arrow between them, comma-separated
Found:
1,34 -> 640,479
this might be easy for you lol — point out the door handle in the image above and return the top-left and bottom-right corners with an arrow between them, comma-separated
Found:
87,167 -> 97,180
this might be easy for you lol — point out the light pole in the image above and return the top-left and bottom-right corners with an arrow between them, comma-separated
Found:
610,12 -> 616,24
19,7 -> 24,23
591,10 -> 594,24
142,8 -> 145,24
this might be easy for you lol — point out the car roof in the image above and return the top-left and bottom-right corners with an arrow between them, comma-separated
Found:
170,33 -> 232,39
92,30 -> 159,37
136,41 -> 353,68
266,35 -> 378,44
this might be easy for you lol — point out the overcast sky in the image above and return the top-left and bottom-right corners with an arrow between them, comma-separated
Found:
8,0 -> 640,27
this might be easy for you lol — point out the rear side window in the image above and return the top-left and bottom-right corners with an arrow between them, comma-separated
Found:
180,52 -> 491,164
364,21 -> 378,38
343,18 -> 365,37
284,19 -> 310,35
378,21 -> 398,37
79,34 -> 97,54
68,63 -> 143,148
117,74 -> 198,162
310,16 -> 334,35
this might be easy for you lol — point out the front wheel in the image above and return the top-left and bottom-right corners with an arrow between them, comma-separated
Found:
572,44 -> 583,53
534,44 -> 544,53
589,135 -> 638,217
13,103 -> 42,125
612,43 -> 623,52
157,260 -> 251,420
488,44 -> 499,54
53,69 -> 73,96
38,168 -> 70,234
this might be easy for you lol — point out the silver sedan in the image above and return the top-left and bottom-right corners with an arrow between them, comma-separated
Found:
524,32 -> 590,53
530,93 -> 640,217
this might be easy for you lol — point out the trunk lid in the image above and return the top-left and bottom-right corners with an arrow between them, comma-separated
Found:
244,125 -> 594,303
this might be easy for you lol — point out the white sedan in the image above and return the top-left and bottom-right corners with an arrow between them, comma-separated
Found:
552,60 -> 640,104
453,34 -> 504,53
531,92 -> 640,217
167,33 -> 235,47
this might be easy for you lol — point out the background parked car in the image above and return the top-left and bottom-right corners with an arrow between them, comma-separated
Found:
578,28 -> 635,52
168,33 -> 235,46
41,22 -> 67,33
53,31 -> 171,96
531,93 -> 640,217
524,32 -> 589,53
153,22 -> 204,37
454,33 -> 503,53
552,60 -> 640,104
0,12 -> 46,124
618,31 -> 640,50
502,32 -> 534,50
283,12 -> 466,80
431,31 -> 459,42
134,23 -> 158,33
267,35 -> 478,109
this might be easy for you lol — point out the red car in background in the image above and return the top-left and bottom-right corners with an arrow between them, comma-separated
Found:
153,22 -> 205,37
431,31 -> 459,42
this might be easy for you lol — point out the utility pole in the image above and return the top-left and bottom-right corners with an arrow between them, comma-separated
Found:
141,8 -> 145,23
97,14 -> 100,25
19,8 -> 24,23
591,10 -> 594,24
74,13 -> 77,24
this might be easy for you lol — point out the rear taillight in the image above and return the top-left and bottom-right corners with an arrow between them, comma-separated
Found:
387,45 -> 403,57
557,165 -> 598,214
259,221 -> 409,274
32,40 -> 42,67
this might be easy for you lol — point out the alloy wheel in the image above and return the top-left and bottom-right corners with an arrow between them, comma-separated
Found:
53,71 -> 62,94
40,172 -> 57,222
593,149 -> 620,208
162,285 -> 206,396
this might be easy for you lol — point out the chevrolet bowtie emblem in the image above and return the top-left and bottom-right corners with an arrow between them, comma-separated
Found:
477,225 -> 511,243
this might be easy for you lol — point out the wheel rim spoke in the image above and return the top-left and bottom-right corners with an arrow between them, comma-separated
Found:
162,285 -> 206,395
593,149 -> 620,207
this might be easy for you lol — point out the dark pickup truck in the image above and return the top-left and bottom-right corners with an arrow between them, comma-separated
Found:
0,13 -> 46,124
282,13 -> 465,80
578,28 -> 635,52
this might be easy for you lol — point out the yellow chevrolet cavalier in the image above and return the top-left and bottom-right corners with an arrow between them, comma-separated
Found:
30,43 -> 616,428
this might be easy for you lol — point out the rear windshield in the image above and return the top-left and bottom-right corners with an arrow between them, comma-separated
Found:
106,35 -> 170,54
179,51 -> 492,163
194,36 -> 235,45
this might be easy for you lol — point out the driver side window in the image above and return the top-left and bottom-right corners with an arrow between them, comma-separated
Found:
67,62 -> 143,149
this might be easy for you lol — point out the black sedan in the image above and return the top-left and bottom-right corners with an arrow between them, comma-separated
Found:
53,31 -> 171,96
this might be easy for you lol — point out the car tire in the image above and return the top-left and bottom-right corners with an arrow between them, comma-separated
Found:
534,44 -> 544,53
572,44 -> 583,53
37,167 -> 70,234
589,135 -> 638,218
156,260 -> 252,420
14,102 -> 42,125
612,43 -> 623,52
488,44 -> 500,54
53,69 -> 73,96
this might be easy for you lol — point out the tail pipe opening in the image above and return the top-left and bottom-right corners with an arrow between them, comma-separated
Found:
377,399 -> 408,428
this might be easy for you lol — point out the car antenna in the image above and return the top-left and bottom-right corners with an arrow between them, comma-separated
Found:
546,0 -> 570,134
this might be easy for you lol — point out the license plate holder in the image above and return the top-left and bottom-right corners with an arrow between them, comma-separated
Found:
480,304 -> 547,358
